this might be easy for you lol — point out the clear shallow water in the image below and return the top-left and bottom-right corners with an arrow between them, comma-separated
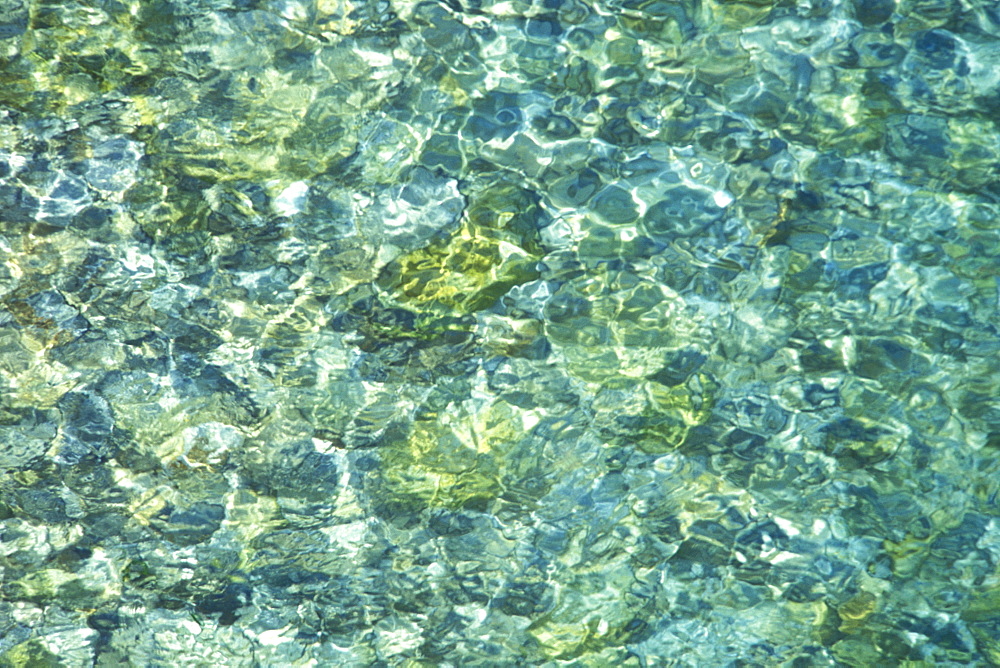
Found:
1,0 -> 999,665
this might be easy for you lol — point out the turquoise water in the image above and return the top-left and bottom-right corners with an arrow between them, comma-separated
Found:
1,0 -> 999,665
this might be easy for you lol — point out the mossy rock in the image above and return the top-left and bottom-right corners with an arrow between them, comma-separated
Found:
8,568 -> 113,607
0,640 -> 62,668
527,579 -> 648,661
375,399 -> 530,512
380,182 -> 544,314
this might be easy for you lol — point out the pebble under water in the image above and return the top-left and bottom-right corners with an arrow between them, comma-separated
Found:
1,0 -> 1000,665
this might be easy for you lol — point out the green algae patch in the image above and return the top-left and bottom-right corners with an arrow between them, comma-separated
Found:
0,639 -> 63,668
545,266 -> 714,385
374,398 -> 538,512
380,182 -> 544,314
7,567 -> 117,608
961,582 -> 1000,624
383,220 -> 539,314
640,375 -> 717,453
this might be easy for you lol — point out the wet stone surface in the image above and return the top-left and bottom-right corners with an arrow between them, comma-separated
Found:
2,0 -> 1000,665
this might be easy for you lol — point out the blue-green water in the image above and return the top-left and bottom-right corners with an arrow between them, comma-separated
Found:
1,0 -> 999,665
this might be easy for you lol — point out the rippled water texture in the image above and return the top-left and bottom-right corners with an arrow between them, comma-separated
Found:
1,0 -> 999,664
